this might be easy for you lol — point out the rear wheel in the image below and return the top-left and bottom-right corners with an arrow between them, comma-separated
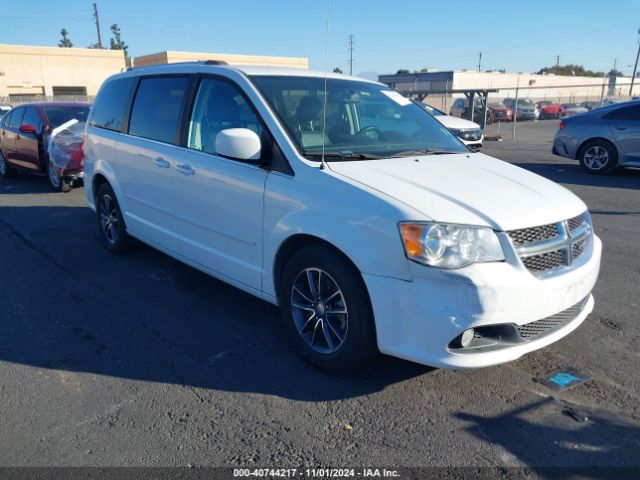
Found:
279,246 -> 378,374
579,140 -> 617,175
95,182 -> 134,253
47,160 -> 64,192
0,150 -> 17,179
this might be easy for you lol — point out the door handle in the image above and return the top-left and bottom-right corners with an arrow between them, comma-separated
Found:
153,157 -> 170,168
175,163 -> 195,176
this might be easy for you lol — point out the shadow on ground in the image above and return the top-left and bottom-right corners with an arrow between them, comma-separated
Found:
457,397 -> 640,476
0,204 -> 432,402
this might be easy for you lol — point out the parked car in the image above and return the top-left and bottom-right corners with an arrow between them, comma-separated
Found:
503,98 -> 536,120
553,100 -> 640,174
560,103 -> 589,118
536,101 -> 563,119
0,102 -> 90,191
449,97 -> 485,122
487,103 -> 513,123
580,101 -> 601,111
419,103 -> 483,151
84,63 -> 601,373
0,104 -> 12,117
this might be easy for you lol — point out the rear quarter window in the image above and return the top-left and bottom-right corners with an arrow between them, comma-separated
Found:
90,77 -> 136,131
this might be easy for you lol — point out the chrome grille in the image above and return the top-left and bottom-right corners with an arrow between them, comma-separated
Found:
508,223 -> 558,245
522,250 -> 564,271
507,212 -> 592,276
517,297 -> 587,339
568,213 -> 585,231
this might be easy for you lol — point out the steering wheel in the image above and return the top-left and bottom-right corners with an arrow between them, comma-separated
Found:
355,125 -> 381,139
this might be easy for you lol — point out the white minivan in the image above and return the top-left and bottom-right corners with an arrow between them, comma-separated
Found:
84,62 -> 601,373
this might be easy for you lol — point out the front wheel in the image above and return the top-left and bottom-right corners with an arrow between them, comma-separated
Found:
579,140 -> 617,174
47,160 -> 70,192
279,246 -> 378,373
0,150 -> 17,179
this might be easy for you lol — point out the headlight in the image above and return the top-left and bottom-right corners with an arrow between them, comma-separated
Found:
399,222 -> 505,269
448,128 -> 463,137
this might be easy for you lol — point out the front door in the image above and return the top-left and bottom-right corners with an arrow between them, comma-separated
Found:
606,104 -> 640,162
173,76 -> 268,290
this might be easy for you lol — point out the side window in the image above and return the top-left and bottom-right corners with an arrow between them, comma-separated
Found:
90,77 -> 136,131
187,78 -> 263,155
129,76 -> 190,144
3,110 -> 13,127
22,107 -> 43,133
8,107 -> 25,128
603,105 -> 640,121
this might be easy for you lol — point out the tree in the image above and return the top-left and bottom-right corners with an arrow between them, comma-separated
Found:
58,28 -> 73,48
333,67 -> 343,74
396,69 -> 410,74
87,42 -> 102,49
537,64 -> 604,77
109,24 -> 128,56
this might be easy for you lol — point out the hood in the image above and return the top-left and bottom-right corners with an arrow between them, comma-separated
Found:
492,106 -> 510,112
435,115 -> 480,130
329,153 -> 586,231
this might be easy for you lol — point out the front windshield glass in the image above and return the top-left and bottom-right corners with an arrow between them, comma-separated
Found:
250,76 -> 467,160
518,99 -> 534,106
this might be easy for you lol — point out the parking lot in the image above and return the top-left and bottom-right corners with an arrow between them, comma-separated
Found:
1,120 -> 639,470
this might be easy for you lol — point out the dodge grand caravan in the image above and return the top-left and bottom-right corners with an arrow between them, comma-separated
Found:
84,62 -> 601,373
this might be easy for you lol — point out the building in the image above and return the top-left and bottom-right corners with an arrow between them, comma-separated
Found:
0,43 -> 126,101
0,44 -> 309,105
379,70 -> 639,111
131,50 -> 308,69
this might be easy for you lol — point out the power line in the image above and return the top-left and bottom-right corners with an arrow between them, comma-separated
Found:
348,34 -> 355,75
93,2 -> 103,49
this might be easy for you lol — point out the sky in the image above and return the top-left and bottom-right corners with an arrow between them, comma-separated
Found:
1,0 -> 639,78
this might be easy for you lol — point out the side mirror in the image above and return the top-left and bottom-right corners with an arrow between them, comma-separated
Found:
215,128 -> 261,162
20,124 -> 37,134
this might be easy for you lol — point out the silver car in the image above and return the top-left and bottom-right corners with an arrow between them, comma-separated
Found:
552,101 -> 640,174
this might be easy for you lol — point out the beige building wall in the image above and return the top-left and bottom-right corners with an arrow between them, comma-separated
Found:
133,50 -> 308,69
0,44 -> 126,99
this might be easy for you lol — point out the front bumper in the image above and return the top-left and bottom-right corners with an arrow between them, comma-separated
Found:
459,135 -> 483,151
364,234 -> 601,369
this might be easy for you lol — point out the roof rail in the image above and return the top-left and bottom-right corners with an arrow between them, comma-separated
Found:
126,60 -> 230,71
203,60 -> 228,65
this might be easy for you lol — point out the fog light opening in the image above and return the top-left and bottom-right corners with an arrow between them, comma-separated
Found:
460,328 -> 475,348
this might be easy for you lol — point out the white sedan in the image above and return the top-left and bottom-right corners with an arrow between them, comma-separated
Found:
420,103 -> 484,151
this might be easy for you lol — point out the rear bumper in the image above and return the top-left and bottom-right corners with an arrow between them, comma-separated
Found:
364,235 -> 601,369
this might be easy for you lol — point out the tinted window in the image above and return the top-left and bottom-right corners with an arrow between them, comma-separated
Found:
129,76 -> 189,144
187,78 -> 262,155
90,77 -> 136,131
22,107 -> 43,132
8,107 -> 24,128
43,106 -> 89,129
603,105 -> 640,121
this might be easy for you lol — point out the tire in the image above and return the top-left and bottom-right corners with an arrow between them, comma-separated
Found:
279,245 -> 378,374
95,182 -> 134,253
0,149 -> 17,179
47,160 -> 63,192
579,140 -> 617,175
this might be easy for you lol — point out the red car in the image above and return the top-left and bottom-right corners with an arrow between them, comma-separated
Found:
488,105 -> 513,123
536,101 -> 563,119
0,102 -> 89,191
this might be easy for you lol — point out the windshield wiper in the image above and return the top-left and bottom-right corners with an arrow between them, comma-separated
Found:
304,151 -> 382,161
390,148 -> 465,158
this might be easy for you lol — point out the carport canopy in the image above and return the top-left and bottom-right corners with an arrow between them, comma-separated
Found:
400,88 -> 499,129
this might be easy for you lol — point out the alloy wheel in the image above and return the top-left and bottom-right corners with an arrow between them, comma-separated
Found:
48,160 -> 61,188
583,146 -> 609,170
290,268 -> 348,354
99,194 -> 120,244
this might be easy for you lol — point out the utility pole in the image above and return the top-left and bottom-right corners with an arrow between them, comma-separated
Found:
477,52 -> 482,72
555,55 -> 560,67
348,34 -> 355,75
93,2 -> 103,49
630,28 -> 640,96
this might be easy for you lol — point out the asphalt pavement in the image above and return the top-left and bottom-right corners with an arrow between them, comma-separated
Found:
0,120 -> 639,471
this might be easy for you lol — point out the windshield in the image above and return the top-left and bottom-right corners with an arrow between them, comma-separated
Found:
518,99 -> 534,106
43,105 -> 90,129
563,103 -> 578,108
250,76 -> 467,160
